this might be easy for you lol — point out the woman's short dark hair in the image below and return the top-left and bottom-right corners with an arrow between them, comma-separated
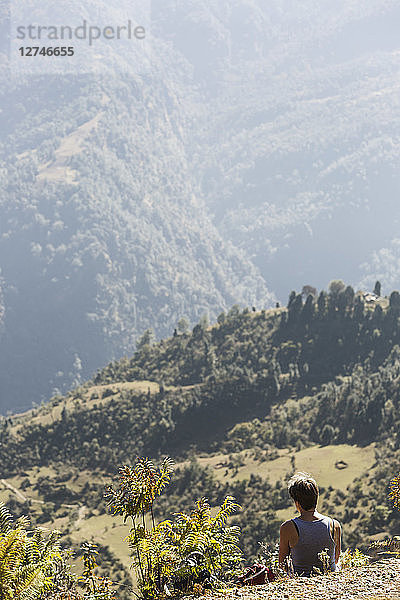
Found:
288,472 -> 319,510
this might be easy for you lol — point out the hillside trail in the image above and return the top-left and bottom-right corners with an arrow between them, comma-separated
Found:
0,478 -> 79,509
75,505 -> 87,526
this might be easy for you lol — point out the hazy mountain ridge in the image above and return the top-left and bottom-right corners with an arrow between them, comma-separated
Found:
177,1 -> 400,295
1,0 -> 400,411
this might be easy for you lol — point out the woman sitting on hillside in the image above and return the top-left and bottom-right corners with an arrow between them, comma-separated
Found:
279,472 -> 341,576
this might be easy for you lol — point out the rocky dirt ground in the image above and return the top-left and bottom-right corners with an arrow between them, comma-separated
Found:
206,559 -> 400,600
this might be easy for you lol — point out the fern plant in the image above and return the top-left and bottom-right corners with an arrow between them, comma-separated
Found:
389,473 -> 400,510
0,502 -> 116,600
131,496 -> 243,597
106,458 -> 243,598
0,501 -> 62,599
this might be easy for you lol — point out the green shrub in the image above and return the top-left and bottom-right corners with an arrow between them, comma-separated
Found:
0,502 -> 62,600
0,502 -> 115,600
338,548 -> 369,569
389,473 -> 400,510
106,457 -> 243,598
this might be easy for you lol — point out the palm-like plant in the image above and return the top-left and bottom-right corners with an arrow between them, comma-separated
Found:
105,457 -> 174,522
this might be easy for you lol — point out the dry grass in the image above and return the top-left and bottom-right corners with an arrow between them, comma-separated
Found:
182,443 -> 375,512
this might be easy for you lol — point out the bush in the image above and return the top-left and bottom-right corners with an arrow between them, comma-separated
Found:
0,502 -> 115,600
0,502 -> 64,599
338,548 -> 369,570
106,457 -> 243,598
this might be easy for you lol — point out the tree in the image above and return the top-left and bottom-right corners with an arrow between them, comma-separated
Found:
301,285 -> 317,299
374,281 -> 381,297
317,290 -> 328,316
301,294 -> 315,322
227,305 -> 240,320
354,295 -> 365,320
389,291 -> 400,309
320,424 -> 335,445
343,285 -> 355,308
61,405 -> 68,425
136,329 -> 155,351
287,291 -> 296,309
177,317 -> 189,334
372,304 -> 383,324
328,280 -> 345,297
217,312 -> 226,325
288,294 -> 302,322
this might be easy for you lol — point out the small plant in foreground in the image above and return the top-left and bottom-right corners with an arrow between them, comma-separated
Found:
0,501 -> 63,600
368,538 -> 400,558
0,502 -> 116,600
338,548 -> 369,570
78,542 -> 115,600
389,474 -> 400,510
105,457 -> 243,598
257,541 -> 285,579
314,548 -> 331,575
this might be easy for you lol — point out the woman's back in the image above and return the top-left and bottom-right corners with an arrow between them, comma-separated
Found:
290,514 -> 336,576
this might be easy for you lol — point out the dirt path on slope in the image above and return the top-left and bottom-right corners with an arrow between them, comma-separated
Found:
0,478 -> 79,509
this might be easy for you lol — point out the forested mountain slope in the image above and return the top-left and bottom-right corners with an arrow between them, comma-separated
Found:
1,0 -> 400,412
0,43 -> 270,412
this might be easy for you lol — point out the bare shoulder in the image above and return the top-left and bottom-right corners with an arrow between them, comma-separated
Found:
280,519 -> 296,531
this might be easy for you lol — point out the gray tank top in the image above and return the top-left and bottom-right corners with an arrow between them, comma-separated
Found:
290,515 -> 336,576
